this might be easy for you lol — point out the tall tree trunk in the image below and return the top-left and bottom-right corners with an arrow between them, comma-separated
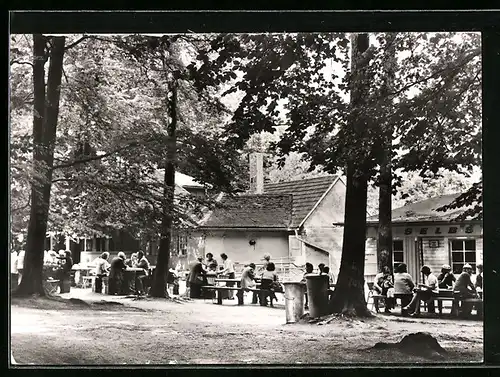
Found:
16,35 -> 66,296
377,33 -> 397,274
328,33 -> 372,317
150,81 -> 177,298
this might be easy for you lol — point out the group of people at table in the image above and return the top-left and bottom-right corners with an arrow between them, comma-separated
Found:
187,253 -> 291,306
373,262 -> 483,317
11,249 -> 74,293
188,253 -> 336,308
92,251 -> 151,295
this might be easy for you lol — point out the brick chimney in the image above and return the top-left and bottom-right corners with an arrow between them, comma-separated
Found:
249,152 -> 264,194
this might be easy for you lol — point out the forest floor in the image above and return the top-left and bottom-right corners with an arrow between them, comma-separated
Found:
10,287 -> 483,366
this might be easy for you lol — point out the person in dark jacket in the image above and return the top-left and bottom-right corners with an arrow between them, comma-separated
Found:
188,259 -> 206,298
260,262 -> 280,307
108,252 -> 127,295
437,264 -> 456,289
57,251 -> 73,293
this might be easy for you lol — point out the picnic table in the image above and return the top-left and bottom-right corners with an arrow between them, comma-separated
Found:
121,268 -> 146,295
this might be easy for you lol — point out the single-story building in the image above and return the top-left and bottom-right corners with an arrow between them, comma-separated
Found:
184,153 -> 347,278
365,194 -> 483,283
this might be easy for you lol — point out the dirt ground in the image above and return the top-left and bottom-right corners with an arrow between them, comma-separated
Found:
10,288 -> 483,365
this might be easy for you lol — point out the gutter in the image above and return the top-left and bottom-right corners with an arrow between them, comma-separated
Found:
333,219 -> 482,227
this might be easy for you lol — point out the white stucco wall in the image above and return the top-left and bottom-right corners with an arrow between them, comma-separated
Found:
201,230 -> 290,269
300,179 -> 346,277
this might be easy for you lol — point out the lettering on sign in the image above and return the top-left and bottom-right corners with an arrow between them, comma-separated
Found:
448,227 -> 458,234
428,240 -> 440,248
404,228 -> 412,235
420,228 -> 428,235
435,227 -> 442,234
465,225 -> 474,233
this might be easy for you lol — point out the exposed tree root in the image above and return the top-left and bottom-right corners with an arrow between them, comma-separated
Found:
371,332 -> 448,360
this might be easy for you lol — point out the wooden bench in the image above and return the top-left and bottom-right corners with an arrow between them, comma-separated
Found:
432,296 -> 483,317
201,286 -> 281,306
370,292 -> 413,314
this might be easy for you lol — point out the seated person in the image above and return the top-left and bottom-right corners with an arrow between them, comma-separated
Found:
108,252 -> 127,295
373,265 -> 396,313
403,265 -> 438,316
437,264 -> 456,289
454,263 -> 480,316
393,263 -> 415,314
133,251 -> 150,295
260,262 -> 281,307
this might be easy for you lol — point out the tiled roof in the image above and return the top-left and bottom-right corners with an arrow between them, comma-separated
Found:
264,175 -> 339,227
200,194 -> 293,229
367,193 -> 471,223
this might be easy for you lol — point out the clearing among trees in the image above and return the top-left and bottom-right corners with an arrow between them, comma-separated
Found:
10,292 -> 482,365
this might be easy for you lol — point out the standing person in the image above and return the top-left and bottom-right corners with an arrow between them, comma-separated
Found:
17,249 -> 25,286
373,265 -> 395,313
437,264 -> 456,289
322,266 -> 336,285
403,265 -> 439,316
475,263 -> 483,291
108,252 -> 127,295
94,252 -> 110,294
454,263 -> 479,316
219,253 -> 236,300
237,263 -> 257,304
204,253 -> 218,272
134,251 -> 150,295
393,263 -> 415,315
58,251 -> 73,293
302,262 -> 314,310
258,254 -> 271,273
188,258 -> 206,298
11,250 -> 18,289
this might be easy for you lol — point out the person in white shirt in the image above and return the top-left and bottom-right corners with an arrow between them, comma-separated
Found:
403,265 -> 439,316
94,252 -> 110,293
219,253 -> 235,299
17,250 -> 25,285
11,250 -> 18,288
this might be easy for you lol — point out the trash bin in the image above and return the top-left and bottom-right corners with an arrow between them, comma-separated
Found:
283,282 -> 305,323
306,274 -> 329,318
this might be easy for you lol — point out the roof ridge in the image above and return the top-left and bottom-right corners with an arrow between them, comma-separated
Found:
264,175 -> 337,186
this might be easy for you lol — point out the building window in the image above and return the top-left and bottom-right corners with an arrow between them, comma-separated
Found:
451,239 -> 476,274
172,233 -> 188,256
393,240 -> 404,272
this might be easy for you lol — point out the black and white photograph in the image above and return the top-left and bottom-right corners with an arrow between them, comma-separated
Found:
9,11 -> 486,366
